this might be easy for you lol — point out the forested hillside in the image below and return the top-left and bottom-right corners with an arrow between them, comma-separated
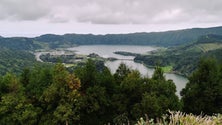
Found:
0,37 -> 43,75
135,34 -> 222,76
0,37 -> 40,50
0,49 -> 46,75
1,26 -> 222,50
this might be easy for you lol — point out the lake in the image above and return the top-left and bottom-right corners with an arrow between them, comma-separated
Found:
68,45 -> 188,96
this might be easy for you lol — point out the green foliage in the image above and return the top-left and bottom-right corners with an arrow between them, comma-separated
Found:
40,63 -> 81,124
2,26 -> 222,124
0,63 -> 81,124
152,66 -> 165,81
0,73 -> 41,125
0,49 -> 43,75
181,58 -> 222,115
20,66 -> 53,101
75,59 -> 97,91
7,59 -> 222,124
114,63 -> 131,83
73,60 -> 180,124
161,66 -> 173,72
135,34 -> 222,76
0,37 -> 40,50
0,94 -> 41,125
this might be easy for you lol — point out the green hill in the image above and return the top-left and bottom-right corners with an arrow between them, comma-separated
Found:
134,34 -> 222,76
34,26 -> 222,47
0,37 -> 40,50
0,49 -> 43,75
1,26 -> 222,50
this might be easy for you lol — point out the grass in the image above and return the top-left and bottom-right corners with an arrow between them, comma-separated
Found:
197,43 -> 222,52
64,64 -> 76,67
136,111 -> 222,125
161,66 -> 173,73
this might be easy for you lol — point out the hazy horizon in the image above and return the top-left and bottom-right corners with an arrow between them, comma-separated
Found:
1,0 -> 222,37
1,24 -> 222,38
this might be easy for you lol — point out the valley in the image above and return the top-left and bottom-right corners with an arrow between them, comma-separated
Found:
33,45 -> 187,96
1,27 -> 222,93
1,26 -> 222,124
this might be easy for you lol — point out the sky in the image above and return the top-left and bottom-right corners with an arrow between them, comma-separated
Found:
1,0 -> 222,37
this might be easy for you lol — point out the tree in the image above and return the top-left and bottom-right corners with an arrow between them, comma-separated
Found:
40,63 -> 81,124
21,66 -> 53,101
140,92 -> 161,118
181,58 -> 222,114
114,63 -> 131,83
0,73 -> 41,125
152,66 -> 165,81
75,61 -> 115,124
80,85 -> 111,125
75,59 -> 97,91
119,70 -> 144,120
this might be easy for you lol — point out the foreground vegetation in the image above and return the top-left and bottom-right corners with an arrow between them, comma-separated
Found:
0,57 -> 222,124
0,60 -> 179,124
137,111 -> 222,125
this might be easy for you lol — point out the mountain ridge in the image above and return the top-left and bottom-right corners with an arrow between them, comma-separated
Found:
34,26 -> 222,47
1,26 -> 222,49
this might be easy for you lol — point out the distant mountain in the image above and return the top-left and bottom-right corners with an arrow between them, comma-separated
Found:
1,26 -> 222,50
34,26 -> 222,47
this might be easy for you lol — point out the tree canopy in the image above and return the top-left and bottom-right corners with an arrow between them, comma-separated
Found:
1,58 -> 222,124
0,60 -> 180,124
181,58 -> 222,115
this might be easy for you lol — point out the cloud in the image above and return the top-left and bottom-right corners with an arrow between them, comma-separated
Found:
0,0 -> 50,20
0,0 -> 222,24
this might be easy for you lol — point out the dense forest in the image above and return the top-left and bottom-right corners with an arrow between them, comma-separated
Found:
0,49 -> 44,75
0,58 -> 222,124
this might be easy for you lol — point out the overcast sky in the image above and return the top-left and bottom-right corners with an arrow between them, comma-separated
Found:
1,0 -> 222,37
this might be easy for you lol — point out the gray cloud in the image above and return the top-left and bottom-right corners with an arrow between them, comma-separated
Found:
0,0 -> 50,20
0,0 -> 222,24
